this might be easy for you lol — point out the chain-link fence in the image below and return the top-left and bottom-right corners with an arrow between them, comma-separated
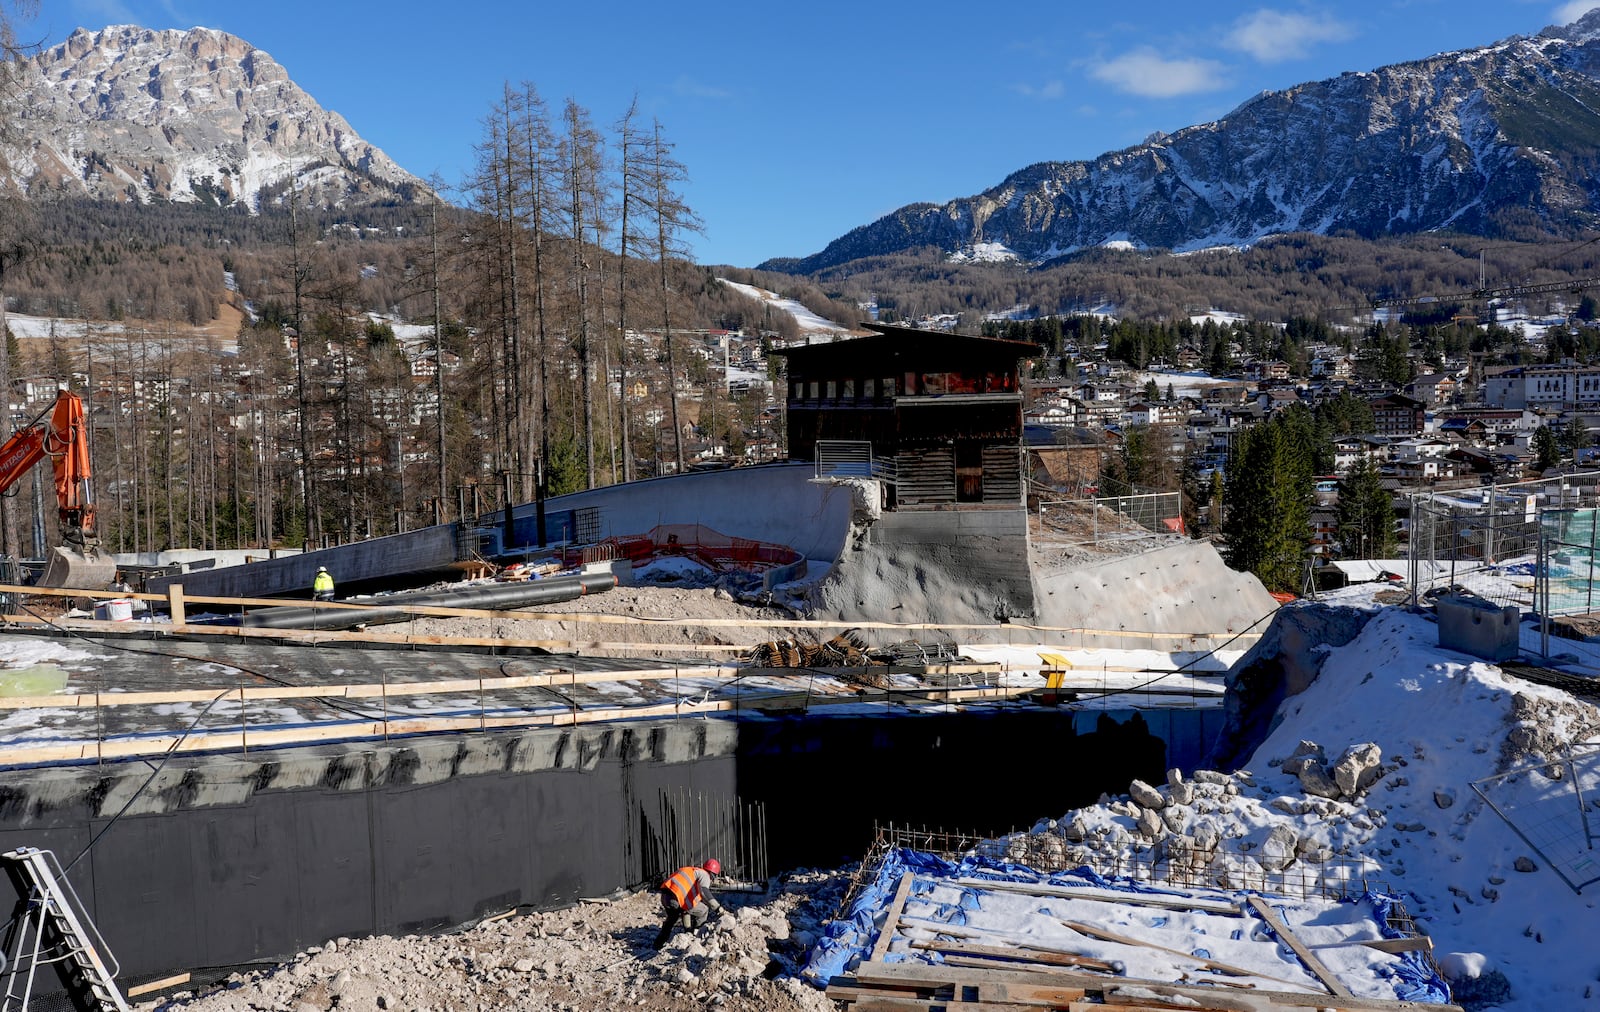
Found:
1471,745 -> 1600,894
1038,491 -> 1185,548
1407,475 -> 1600,613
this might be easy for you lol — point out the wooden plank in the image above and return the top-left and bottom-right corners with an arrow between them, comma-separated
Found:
0,696 -> 747,766
126,972 -> 190,997
977,981 -> 1091,1006
1059,919 -> 1305,988
845,999 -> 1033,1012
852,962 -> 1457,1010
0,581 -> 1262,642
1245,895 -> 1352,999
954,877 -> 1242,915
1309,936 -> 1433,955
911,939 -> 1120,973
870,873 -> 916,963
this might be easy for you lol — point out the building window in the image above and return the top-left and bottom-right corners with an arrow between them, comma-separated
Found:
842,378 -> 855,399
883,377 -> 896,397
903,371 -> 917,396
808,381 -> 819,399
863,378 -> 876,399
825,380 -> 837,399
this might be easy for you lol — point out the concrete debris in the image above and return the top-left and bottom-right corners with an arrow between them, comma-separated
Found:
141,870 -> 848,1012
1128,778 -> 1166,810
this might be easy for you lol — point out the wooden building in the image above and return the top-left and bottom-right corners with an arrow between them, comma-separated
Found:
774,324 -> 1040,508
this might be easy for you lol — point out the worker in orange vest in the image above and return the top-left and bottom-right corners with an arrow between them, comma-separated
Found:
652,858 -> 725,949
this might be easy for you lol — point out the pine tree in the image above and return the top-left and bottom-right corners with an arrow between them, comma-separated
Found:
1222,413 -> 1313,593
1534,424 -> 1561,472
1335,459 -> 1393,559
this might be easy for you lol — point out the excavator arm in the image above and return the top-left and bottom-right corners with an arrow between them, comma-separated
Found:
0,390 -> 112,590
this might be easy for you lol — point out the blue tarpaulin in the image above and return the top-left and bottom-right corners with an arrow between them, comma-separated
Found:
802,847 -> 1452,1005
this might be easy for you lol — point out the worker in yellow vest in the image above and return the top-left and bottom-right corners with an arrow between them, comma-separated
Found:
312,566 -> 335,601
653,858 -> 724,949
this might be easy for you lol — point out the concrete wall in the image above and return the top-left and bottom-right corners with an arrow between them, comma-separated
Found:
0,705 -> 1212,985
148,463 -> 856,600
1032,540 -> 1279,635
541,462 -> 855,563
812,507 -> 1036,630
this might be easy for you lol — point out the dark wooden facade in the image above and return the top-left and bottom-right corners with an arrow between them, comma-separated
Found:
774,325 -> 1039,508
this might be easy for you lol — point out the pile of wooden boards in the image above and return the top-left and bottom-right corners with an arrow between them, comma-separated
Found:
827,873 -> 1460,1012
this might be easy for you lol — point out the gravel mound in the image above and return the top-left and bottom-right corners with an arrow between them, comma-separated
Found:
147,870 -> 849,1012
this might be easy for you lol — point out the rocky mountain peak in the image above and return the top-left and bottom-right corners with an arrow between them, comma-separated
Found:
766,18 -> 1600,274
3,24 -> 425,210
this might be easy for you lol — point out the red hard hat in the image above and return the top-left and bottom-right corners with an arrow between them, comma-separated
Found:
702,858 -> 721,875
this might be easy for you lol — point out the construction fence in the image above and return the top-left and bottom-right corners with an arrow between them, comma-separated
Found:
1407,473 -> 1600,617
1471,745 -> 1600,894
1037,490 -> 1185,548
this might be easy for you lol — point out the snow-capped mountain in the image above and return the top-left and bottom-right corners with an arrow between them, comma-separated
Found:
2,25 -> 426,209
765,10 -> 1600,273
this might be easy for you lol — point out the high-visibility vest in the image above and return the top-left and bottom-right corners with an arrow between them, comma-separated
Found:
313,571 -> 334,593
661,866 -> 701,909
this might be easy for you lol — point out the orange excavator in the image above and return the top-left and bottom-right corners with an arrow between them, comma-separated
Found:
0,389 -> 116,589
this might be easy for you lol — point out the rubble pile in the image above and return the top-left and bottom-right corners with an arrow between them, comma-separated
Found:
984,747 -> 1392,890
148,871 -> 848,1012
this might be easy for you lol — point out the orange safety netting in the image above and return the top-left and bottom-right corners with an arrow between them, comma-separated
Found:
564,523 -> 803,574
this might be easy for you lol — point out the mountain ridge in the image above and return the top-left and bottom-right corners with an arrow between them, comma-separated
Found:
763,11 -> 1600,274
2,24 -> 426,211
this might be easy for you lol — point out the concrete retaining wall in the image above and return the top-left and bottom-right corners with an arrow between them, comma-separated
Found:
0,705 -> 1213,984
1032,540 -> 1279,635
812,508 -> 1035,630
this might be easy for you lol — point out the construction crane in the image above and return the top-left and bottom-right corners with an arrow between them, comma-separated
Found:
0,388 -> 116,589
1367,274 -> 1600,312
1365,236 -> 1600,313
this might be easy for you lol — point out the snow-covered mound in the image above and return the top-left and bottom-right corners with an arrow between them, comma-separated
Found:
985,606 -> 1600,1009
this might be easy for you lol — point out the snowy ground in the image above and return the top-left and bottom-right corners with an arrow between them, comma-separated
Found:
715,279 -> 854,338
952,573 -> 1600,1010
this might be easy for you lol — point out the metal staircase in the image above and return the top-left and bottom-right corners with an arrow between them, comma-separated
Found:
2,848 -> 128,1012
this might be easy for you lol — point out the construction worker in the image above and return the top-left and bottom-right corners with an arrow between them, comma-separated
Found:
312,566 -> 335,601
653,858 -> 724,949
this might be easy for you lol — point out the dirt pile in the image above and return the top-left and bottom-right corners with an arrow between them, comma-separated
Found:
146,870 -> 849,1012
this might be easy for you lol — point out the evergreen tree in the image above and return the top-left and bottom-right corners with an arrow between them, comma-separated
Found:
1222,414 -> 1313,593
1335,459 -> 1393,559
1534,424 -> 1561,472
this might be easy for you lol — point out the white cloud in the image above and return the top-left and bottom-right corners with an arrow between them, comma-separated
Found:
1015,80 -> 1066,100
1224,10 -> 1356,63
1089,48 -> 1229,98
1555,1 -> 1600,25
672,76 -> 730,100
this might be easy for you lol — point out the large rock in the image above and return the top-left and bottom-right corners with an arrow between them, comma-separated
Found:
1298,764 -> 1342,799
1129,779 -> 1167,810
1259,825 -> 1300,872
1331,743 -> 1385,797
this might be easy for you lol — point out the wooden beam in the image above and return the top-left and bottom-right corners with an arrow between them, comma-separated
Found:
0,696 -> 747,766
953,878 -> 1242,915
1059,920 -> 1306,989
126,972 -> 190,998
0,581 -> 1263,645
911,939 -> 1119,974
1245,896 -> 1352,999
852,962 -> 1458,1010
870,873 -> 916,963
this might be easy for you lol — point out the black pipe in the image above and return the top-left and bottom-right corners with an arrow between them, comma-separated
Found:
240,570 -> 617,631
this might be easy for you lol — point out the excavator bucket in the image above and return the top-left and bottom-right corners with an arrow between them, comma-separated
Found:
37,546 -> 118,591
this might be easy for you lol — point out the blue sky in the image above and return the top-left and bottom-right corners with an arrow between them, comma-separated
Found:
19,1 -> 1600,267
